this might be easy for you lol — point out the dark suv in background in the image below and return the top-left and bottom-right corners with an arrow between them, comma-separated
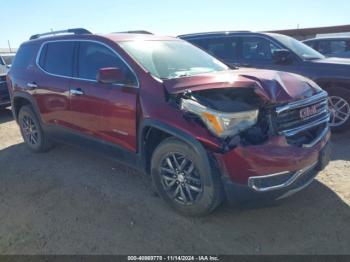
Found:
179,31 -> 350,131
7,29 -> 331,216
303,37 -> 350,58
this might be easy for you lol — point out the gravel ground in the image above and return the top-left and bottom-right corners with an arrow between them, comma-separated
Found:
0,107 -> 349,255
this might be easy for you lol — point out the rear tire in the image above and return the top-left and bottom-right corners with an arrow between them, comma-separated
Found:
328,87 -> 350,132
18,105 -> 53,152
151,137 -> 223,216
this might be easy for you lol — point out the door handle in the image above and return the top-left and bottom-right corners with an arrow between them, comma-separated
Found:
26,82 -> 38,89
70,88 -> 84,96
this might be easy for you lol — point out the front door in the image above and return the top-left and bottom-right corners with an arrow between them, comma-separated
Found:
69,41 -> 139,152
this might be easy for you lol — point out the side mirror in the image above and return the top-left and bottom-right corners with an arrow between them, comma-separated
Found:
272,49 -> 293,65
97,67 -> 125,84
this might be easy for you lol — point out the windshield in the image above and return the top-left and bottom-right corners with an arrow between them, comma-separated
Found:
270,34 -> 325,60
119,40 -> 228,79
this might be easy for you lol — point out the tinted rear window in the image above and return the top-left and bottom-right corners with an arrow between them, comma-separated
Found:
187,37 -> 239,62
11,44 -> 36,69
39,42 -> 75,77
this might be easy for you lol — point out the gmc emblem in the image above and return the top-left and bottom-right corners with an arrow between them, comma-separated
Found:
299,104 -> 319,119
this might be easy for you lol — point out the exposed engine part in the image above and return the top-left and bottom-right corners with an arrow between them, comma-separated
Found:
190,88 -> 261,113
174,87 -> 272,150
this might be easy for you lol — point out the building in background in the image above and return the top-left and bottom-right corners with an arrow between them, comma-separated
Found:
0,48 -> 18,54
268,24 -> 350,40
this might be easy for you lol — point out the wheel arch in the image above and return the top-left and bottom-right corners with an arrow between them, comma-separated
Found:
12,93 -> 42,123
139,119 -> 212,175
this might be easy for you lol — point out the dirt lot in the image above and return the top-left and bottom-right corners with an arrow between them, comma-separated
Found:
0,107 -> 349,255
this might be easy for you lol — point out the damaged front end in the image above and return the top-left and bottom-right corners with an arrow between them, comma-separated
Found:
177,87 -> 272,150
161,69 -> 331,201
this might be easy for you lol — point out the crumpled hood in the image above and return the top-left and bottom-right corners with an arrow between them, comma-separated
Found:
163,69 -> 320,104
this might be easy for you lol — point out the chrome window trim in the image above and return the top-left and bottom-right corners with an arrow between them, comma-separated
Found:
35,39 -> 140,88
248,161 -> 318,192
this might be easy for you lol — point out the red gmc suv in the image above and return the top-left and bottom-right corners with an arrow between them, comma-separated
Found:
7,29 -> 331,216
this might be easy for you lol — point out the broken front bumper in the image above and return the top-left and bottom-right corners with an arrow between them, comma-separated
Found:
214,130 -> 331,203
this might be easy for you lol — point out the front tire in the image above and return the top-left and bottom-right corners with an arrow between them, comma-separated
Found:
18,105 -> 53,152
328,87 -> 350,132
151,137 -> 223,216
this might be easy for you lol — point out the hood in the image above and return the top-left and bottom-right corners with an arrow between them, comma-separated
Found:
163,69 -> 320,104
310,57 -> 350,66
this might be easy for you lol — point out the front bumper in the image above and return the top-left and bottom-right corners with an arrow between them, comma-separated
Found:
221,157 -> 327,204
0,80 -> 10,107
215,131 -> 331,203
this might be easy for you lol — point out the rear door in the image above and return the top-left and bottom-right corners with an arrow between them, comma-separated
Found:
69,41 -> 139,151
34,41 -> 75,127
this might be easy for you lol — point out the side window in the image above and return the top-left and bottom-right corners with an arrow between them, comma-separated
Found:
39,42 -> 75,77
207,40 -> 226,60
11,44 -> 37,69
318,41 -> 331,54
226,37 -> 239,62
189,37 -> 239,62
242,37 -> 278,61
189,38 -> 227,59
304,41 -> 316,49
78,42 -> 136,85
329,40 -> 347,54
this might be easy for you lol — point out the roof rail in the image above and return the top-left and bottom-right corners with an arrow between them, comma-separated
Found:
115,30 -> 153,35
30,28 -> 92,40
178,30 -> 251,38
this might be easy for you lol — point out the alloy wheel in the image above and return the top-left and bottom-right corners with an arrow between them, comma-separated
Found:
328,96 -> 350,127
160,153 -> 203,205
21,115 -> 39,145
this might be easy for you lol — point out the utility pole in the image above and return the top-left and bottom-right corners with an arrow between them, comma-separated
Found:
7,40 -> 12,53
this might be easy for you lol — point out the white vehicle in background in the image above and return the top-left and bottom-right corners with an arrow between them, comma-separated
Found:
0,53 -> 15,108
0,53 -> 16,74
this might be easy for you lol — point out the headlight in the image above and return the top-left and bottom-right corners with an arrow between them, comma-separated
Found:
181,99 -> 259,138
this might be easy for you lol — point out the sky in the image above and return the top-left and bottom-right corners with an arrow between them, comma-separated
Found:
1,0 -> 350,48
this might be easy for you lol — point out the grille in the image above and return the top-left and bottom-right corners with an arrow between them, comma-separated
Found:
274,91 -> 330,146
